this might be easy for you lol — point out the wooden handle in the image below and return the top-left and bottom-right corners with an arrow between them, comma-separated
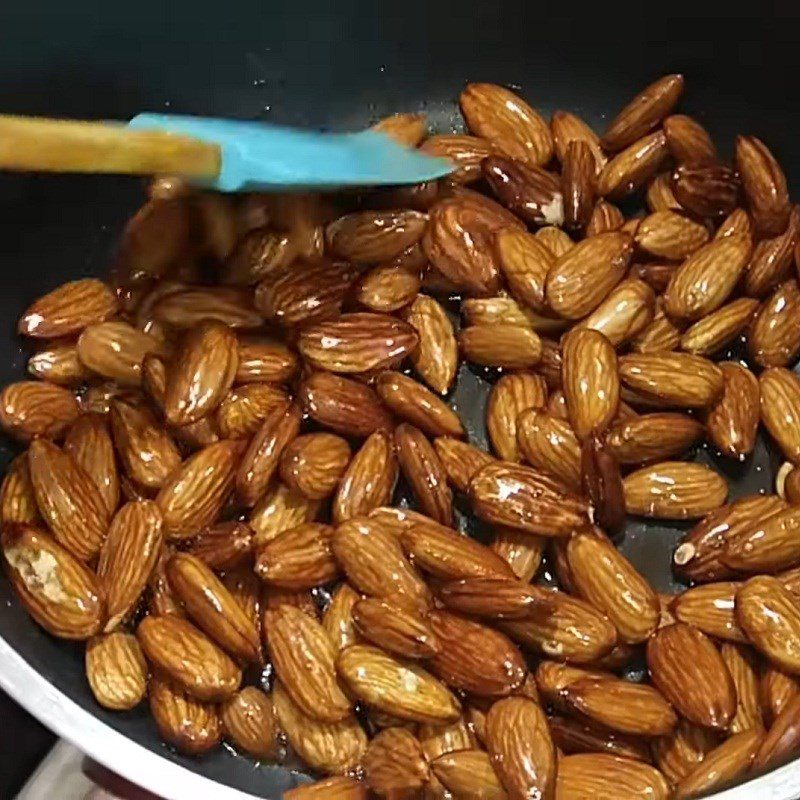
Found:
0,115 -> 221,179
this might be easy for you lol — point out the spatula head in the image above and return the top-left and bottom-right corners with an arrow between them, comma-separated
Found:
129,113 -> 453,191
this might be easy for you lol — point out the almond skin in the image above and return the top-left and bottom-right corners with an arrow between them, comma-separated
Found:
220,686 -> 279,760
723,505 -> 800,573
586,199 -> 625,236
623,460 -> 728,519
298,312 -> 418,374
249,482 -> 321,547
279,433 -> 351,501
461,82 -> 553,166
597,130 -> 669,199
619,352 -> 723,408
557,754 -> 670,800
470,461 -> 590,537
156,440 -> 239,540
664,114 -> 718,165
630,301 -> 683,354
28,438 -> 111,561
681,297 -> 759,357
762,665 -> 800,725
153,287 -> 263,329
64,413 -> 119,515
635,210 -> 710,260
322,583 -> 361,654
516,408 -> 582,490
435,436 -> 496,493
460,323 -> 543,369
663,234 -> 752,322
216,382 -> 288,440
272,679 -> 366,775
337,644 -> 460,723
562,139 -> 597,230
495,227 -> 555,312
760,367 -> 800,464
672,163 -> 739,219
567,532 -> 659,644
743,205 -> 799,297
186,520 -> 253,571
363,727 -> 429,797
285,777 -> 366,799
483,157 -> 564,227
28,343 -> 93,387
137,615 -> 241,701
0,380 -> 80,441
486,372 -> 547,462
378,373 -> 464,440
18,278 -> 118,338
749,279 -> 800,368
605,412 -> 703,465
402,293 -> 458,395
575,277 -> 655,347
721,642 -> 764,734
562,329 -> 619,440
85,632 -> 147,711
551,110 -> 607,171
149,676 -> 222,756
735,134 -> 791,236
96,500 -> 163,631
167,552 -> 261,662
2,523 -> 105,639
352,597 -> 440,659
420,133 -> 496,184
235,335 -> 299,383
431,749 -> 509,800
264,604 -> 351,723
255,522 -> 338,590
652,720 -> 719,785
0,454 -> 41,526
325,209 -> 427,263
672,583 -> 746,643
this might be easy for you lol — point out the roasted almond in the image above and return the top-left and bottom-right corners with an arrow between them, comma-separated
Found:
277,433 -> 351,501
597,130 -> 669,199
483,156 -> 564,226
220,686 -> 279,760
486,372 -> 547,462
0,380 -> 79,441
460,323 -> 542,369
85,632 -> 147,710
186,520 -> 253,571
735,134 -> 791,236
64,413 -> 119,515
646,172 -> 682,212
77,321 -> 167,386
322,583 -> 361,654
763,665 -> 800,725
420,133 -> 496,183
605,411 -> 703,465
664,114 -> 718,165
216,382 -> 288,441
354,260 -> 421,313
402,293 -> 458,395
574,278 -> 655,348
255,522 -> 338,590
149,676 -> 222,756
672,164 -> 739,218
27,342 -> 93,386
724,505 -> 800,573
517,408 -> 581,490
550,714 -> 652,763
635,210 -> 710,259
460,82 -> 553,166
752,691 -> 800,773
470,461 -> 590,537
556,753 -> 671,800
749,279 -> 800,368
551,110 -> 607,171
743,205 -> 800,297
623,460 -> 728,519
363,726 -> 429,797
2,523 -> 105,639
352,597 -> 439,659
619,352 -> 723,408
372,111 -> 427,145
153,286 -> 263,329
461,294 -> 567,335
630,300 -> 683,353
672,582 -> 747,643
586,199 -> 625,236
249,481 -> 321,547
562,139 -> 597,230
434,436 -> 496,493
431,749 -> 508,800
760,367 -> 800,463
235,335 -> 299,383
495,227 -> 555,312
721,642 -> 763,734
680,297 -> 759,356
0,454 -> 41,526
653,720 -> 720,785
221,227 -> 295,286
326,209 -> 427,263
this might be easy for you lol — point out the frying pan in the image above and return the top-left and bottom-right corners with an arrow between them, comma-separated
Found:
1,1 -> 800,797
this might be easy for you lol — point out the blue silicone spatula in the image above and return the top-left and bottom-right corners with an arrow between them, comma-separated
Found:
0,113 -> 454,190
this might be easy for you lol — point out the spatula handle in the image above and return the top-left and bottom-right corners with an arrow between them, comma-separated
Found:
0,114 -> 221,179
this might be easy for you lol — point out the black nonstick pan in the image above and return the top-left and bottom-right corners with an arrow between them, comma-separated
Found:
0,2 -> 799,798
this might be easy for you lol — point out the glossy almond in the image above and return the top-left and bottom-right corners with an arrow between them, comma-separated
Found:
586,199 -> 625,236
326,209 -> 427,263
575,278 -> 655,348
402,293 -> 458,395
222,226 -> 294,285
235,335 -> 298,383
630,301 -> 683,353
495,227 -> 554,312
672,163 -> 739,218
337,644 -> 460,723
672,583 -> 746,643
664,114 -> 717,165
460,323 -> 542,369
0,454 -> 41,526
299,371 -> 392,439
138,615 -> 241,701
395,424 -> 453,525
663,234 -> 751,321
85,632 -> 147,710
255,522 -> 338,590
2,523 -> 105,639
744,206 -> 800,296
372,111 -> 427,145
152,286 -> 262,329
276,433 -> 350,501
721,642 -> 763,734
605,412 -> 703,465
431,749 -> 508,800
272,679 -> 366,775
735,134 -> 791,236
562,139 -> 597,230
420,133 -> 496,183
322,583 -> 361,653
562,328 -> 619,440
516,408 -> 581,490
749,279 -> 800,368
434,436 -> 496,493
77,321 -> 166,386
149,676 -> 222,755
18,278 -> 117,338
156,440 -> 239,540
265,604 -> 351,722
299,312 -> 418,374
96,500 -> 162,631
762,666 -> 800,725
597,130 -> 669,199
653,720 -> 719,785
363,726 -> 429,797
551,110 -> 606,170
284,777 -> 366,800
623,460 -> 728,519
220,686 -> 278,760
619,352 -> 723,408
64,413 -> 119,515
0,380 -> 79,441
486,372 -> 547,462
470,461 -> 590,537
27,343 -> 93,386
461,294 -> 566,335
187,520 -> 253,570
567,532 -> 659,643
352,597 -> 439,659
602,74 -> 683,151
760,367 -> 800,463
545,231 -> 633,319
248,480 -> 321,547
215,383 -> 287,441
461,82 -> 553,166
646,172 -> 682,212
636,210 -> 709,260
333,430 -> 398,524
556,754 -> 670,800
483,156 -> 564,226
236,400 -> 301,506
681,298 -> 759,357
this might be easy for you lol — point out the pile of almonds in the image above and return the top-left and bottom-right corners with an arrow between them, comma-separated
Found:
3,74 -> 800,800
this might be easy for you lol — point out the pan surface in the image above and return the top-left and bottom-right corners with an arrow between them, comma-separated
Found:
1,1 -> 800,797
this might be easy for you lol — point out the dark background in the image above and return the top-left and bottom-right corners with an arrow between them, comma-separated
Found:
0,1 -> 799,797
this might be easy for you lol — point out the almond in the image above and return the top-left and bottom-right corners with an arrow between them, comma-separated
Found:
760,367 -> 800,463
151,286 -> 263,329
220,686 -> 279,760
272,678 -> 366,775
460,82 -> 553,166
431,749 -> 508,800
64,413 -> 119,515
299,312 -> 418,374
333,430 -> 398,524
284,777 -> 366,800
215,382 -> 288,441
721,642 -> 763,734
545,231 -> 633,319
483,156 -> 564,226
752,691 -> 800,773
249,482 -> 321,547
85,632 -> 147,711
663,234 -> 752,321
717,207 -> 754,239
623,460 -> 728,518
18,278 -> 118,338
647,623 -> 736,729
673,494 -> 787,583
255,522 -> 338,590
516,408 -> 582,490
486,372 -> 547,462
186,520 -> 253,570
77,321 -> 167,386
630,300 -> 683,353
322,583 -> 361,653
221,226 -> 294,286
646,172 -> 682,212
550,715 -> 652,763
265,604 -> 351,722
2,523 -> 105,639
635,210 -> 710,259
562,139 -> 597,230
376,371 -> 463,438
749,279 -> 800,367
743,205 -> 800,297
664,114 -> 718,165
605,411 -> 703,465
299,371 -> 392,439
427,609 -> 526,697
0,380 -> 79,441
0,454 -> 41,526
562,328 -> 619,440
724,505 -> 800,573
337,644 -> 460,723
574,278 -> 655,347
156,440 -> 239,540
763,666 -> 800,725
236,400 -> 301,506
672,582 -> 746,643
536,224 -> 576,257
420,134 -> 496,183
459,323 -> 542,368
363,727 -> 429,797
402,293 -> 458,395
326,209 -> 427,263
735,134 -> 791,236
28,343 -> 93,386
352,597 -> 439,659
149,676 -> 222,755
276,433 -> 350,501
461,294 -> 567,334
580,434 -> 626,534
556,754 -> 670,800
602,74 -> 683,151
354,261 -> 421,313
437,577 -> 549,621
597,130 -> 669,199
434,436 -> 496,493
673,728 -> 762,800
551,110 -> 607,171
372,111 -> 427,146
235,335 -> 299,383
535,661 -> 610,705
96,500 -> 162,631
680,297 -> 759,356
586,199 -> 625,236
672,164 -> 739,218
495,227 -> 555,312
653,720 -> 719,785
470,461 -> 590,537
332,516 -> 430,608
619,352 -> 723,407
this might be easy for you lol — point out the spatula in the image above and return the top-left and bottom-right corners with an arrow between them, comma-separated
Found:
0,113 -> 453,191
